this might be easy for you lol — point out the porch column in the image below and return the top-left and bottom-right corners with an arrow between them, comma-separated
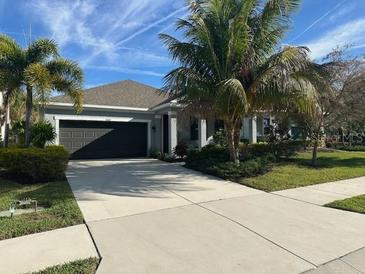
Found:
249,116 -> 257,144
168,111 -> 177,155
198,119 -> 207,149
243,117 -> 250,140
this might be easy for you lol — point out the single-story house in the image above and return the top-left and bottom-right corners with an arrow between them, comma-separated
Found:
45,80 -> 271,159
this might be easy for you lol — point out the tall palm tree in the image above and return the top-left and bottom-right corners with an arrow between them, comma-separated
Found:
160,0 -> 317,163
0,35 -> 24,147
0,35 -> 83,147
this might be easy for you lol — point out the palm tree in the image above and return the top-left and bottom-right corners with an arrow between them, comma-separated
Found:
0,35 -> 83,147
0,35 -> 24,147
160,0 -> 317,163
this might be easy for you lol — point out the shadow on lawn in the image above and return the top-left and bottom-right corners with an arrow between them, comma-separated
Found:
13,181 -> 74,209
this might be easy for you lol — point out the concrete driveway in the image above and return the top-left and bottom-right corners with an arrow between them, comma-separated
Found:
67,158 -> 365,274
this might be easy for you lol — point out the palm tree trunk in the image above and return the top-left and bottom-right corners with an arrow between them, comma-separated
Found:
311,135 -> 319,166
25,85 -> 33,147
234,120 -> 241,161
4,99 -> 10,148
225,121 -> 239,165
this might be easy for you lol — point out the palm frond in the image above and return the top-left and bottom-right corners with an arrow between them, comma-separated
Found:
46,58 -> 84,113
26,38 -> 59,64
24,63 -> 52,91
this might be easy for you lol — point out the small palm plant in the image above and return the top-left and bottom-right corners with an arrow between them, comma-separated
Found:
160,0 -> 321,163
31,121 -> 56,148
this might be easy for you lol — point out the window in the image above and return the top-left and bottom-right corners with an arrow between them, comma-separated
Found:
214,119 -> 224,131
190,119 -> 198,140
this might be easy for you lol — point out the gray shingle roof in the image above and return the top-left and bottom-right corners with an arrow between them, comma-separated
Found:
51,80 -> 171,109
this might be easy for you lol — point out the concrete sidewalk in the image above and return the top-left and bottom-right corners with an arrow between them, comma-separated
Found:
0,225 -> 98,274
273,176 -> 365,205
304,247 -> 365,273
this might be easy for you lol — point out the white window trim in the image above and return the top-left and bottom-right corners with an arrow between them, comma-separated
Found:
52,114 -> 151,156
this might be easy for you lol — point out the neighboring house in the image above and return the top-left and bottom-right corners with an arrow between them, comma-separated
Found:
45,80 -> 270,159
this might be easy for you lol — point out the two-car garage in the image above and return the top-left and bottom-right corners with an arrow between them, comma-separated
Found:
59,120 -> 148,159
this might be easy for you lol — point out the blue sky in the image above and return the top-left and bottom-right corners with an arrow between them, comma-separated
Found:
0,0 -> 364,89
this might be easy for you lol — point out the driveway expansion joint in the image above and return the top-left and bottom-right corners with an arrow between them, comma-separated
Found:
84,221 -> 103,270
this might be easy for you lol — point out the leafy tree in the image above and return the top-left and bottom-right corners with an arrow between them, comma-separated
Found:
321,47 -> 365,136
160,0 -> 317,163
292,47 -> 365,165
0,35 -> 83,147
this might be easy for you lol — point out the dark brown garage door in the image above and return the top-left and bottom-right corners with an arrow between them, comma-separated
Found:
59,120 -> 148,159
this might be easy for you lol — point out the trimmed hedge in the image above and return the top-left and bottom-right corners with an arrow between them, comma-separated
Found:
185,144 -> 275,180
208,154 -> 275,180
185,144 -> 230,169
241,140 -> 305,159
326,143 -> 365,152
341,146 -> 365,152
0,146 -> 69,183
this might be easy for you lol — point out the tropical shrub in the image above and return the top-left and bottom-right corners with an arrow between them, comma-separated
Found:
273,140 -> 306,158
158,153 -> 177,163
149,150 -> 161,158
213,129 -> 228,147
11,120 -> 26,146
185,144 -> 230,168
241,140 -> 305,160
340,146 -> 365,152
326,143 -> 365,152
188,153 -> 274,180
31,121 -> 56,148
0,146 -> 69,183
174,141 -> 188,158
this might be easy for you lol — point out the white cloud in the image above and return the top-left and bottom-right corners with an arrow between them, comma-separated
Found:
30,0 -> 119,60
304,18 -> 365,60
289,0 -> 346,43
328,3 -> 356,22
85,65 -> 164,77
28,0 -> 185,76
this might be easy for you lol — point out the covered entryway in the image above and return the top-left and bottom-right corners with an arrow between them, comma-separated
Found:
59,120 -> 148,159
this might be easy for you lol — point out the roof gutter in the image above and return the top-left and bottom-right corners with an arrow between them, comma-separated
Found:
48,102 -> 152,113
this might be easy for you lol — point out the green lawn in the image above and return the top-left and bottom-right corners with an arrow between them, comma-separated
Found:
325,194 -> 365,215
240,151 -> 365,192
30,258 -> 99,274
0,178 -> 84,240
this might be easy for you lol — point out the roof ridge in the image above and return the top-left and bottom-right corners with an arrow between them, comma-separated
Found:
85,79 -> 158,92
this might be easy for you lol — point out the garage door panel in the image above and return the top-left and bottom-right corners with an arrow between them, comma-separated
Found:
59,120 -> 148,159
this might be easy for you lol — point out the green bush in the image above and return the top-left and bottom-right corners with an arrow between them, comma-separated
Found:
185,143 -> 274,180
158,153 -> 177,163
213,129 -> 227,147
273,140 -> 305,158
340,146 -> 365,152
241,140 -> 305,160
185,144 -> 230,170
0,146 -> 69,183
174,141 -> 188,158
149,149 -> 161,158
31,121 -> 56,148
326,143 -> 365,152
207,155 -> 273,180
